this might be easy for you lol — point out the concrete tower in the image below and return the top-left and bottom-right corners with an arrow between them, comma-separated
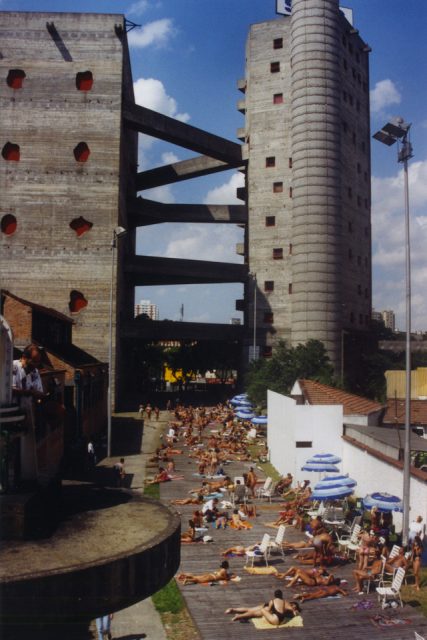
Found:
242,0 -> 372,373
0,12 -> 137,403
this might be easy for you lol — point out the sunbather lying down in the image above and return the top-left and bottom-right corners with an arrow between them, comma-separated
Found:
177,560 -> 234,585
294,585 -> 348,601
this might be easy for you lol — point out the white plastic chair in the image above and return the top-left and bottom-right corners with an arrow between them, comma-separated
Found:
340,523 -> 362,558
376,567 -> 405,608
267,525 -> 286,560
256,477 -> 272,498
414,632 -> 426,640
258,481 -> 277,502
245,533 -> 270,567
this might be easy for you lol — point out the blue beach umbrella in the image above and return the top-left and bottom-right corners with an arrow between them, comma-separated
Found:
230,394 -> 249,405
310,484 -> 354,500
363,492 -> 403,513
251,415 -> 268,425
236,411 -> 255,420
302,463 -> 339,473
306,453 -> 342,465
316,474 -> 357,488
234,403 -> 253,411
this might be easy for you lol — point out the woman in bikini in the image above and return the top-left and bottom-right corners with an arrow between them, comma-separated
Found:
177,560 -> 233,585
295,584 -> 348,601
412,535 -> 424,591
277,566 -> 334,587
225,589 -> 301,624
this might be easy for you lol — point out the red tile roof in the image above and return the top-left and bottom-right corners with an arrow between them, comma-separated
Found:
383,398 -> 427,426
295,379 -> 385,416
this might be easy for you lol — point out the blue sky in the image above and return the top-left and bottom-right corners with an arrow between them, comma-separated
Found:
3,0 -> 427,330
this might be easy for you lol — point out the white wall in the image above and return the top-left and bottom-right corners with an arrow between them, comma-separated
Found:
267,389 -> 427,534
267,390 -> 343,484
343,440 -> 427,533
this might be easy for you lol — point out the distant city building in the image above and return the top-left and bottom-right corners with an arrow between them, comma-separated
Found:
382,310 -> 396,332
372,309 -> 396,331
135,299 -> 159,320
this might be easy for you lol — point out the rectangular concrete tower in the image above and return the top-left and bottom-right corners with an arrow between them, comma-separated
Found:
0,12 -> 137,403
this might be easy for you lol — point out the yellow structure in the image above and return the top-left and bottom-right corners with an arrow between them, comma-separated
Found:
385,368 -> 427,399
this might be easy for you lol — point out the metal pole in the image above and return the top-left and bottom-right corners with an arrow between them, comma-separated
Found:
402,146 -> 411,547
253,274 -> 257,358
107,232 -> 115,458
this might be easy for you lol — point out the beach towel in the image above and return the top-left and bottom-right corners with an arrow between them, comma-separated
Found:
244,566 -> 279,575
252,615 -> 303,630
369,614 -> 411,629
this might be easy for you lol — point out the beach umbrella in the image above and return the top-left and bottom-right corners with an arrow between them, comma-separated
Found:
363,492 -> 403,513
234,403 -> 253,411
236,411 -> 254,420
230,394 -> 248,405
251,415 -> 268,425
301,462 -> 340,473
315,474 -> 357,488
306,453 -> 342,465
310,484 -> 354,500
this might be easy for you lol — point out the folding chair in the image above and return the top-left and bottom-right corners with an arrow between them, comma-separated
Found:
256,477 -> 272,498
245,533 -> 270,567
267,525 -> 286,560
376,567 -> 405,608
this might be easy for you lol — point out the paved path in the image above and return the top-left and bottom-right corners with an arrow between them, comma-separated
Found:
91,411 -> 168,640
157,414 -> 427,640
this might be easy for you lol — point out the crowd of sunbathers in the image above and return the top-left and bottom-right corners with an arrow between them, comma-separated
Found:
144,401 -> 424,625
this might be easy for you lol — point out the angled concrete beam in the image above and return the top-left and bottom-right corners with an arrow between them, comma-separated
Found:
121,319 -> 244,341
124,255 -> 248,286
123,102 -> 243,164
128,197 -> 248,227
136,155 -> 245,191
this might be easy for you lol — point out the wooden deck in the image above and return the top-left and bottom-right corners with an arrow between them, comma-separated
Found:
158,424 -> 427,640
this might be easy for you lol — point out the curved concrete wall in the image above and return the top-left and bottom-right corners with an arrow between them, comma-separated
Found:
290,0 -> 342,369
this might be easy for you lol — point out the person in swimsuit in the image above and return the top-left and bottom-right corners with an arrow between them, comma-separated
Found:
177,560 -> 233,585
352,548 -> 383,593
225,589 -> 301,624
295,584 -> 348,601
277,566 -> 334,587
412,535 -> 423,591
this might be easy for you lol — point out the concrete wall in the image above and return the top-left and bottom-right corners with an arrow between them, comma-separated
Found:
0,12 -> 136,408
267,389 -> 343,484
342,439 -> 427,533
243,1 -> 372,371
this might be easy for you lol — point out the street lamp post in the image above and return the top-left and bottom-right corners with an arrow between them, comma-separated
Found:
107,226 -> 126,458
373,117 -> 413,546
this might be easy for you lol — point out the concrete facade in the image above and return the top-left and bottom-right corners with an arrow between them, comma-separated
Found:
0,12 -> 137,408
242,0 -> 372,371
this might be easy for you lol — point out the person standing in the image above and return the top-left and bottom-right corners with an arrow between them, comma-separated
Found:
113,458 -> 126,487
95,613 -> 113,640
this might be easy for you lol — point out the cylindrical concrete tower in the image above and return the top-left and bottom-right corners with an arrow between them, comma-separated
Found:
290,0 -> 343,370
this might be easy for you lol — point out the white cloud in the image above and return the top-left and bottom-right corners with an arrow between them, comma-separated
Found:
127,18 -> 175,49
127,0 -> 150,17
143,185 -> 175,203
370,79 -> 401,114
137,222 -> 244,263
203,172 -> 245,204
162,151 -> 180,164
372,158 -> 427,330
133,77 -> 190,122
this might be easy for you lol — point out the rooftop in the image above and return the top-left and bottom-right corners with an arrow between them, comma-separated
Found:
293,379 -> 384,416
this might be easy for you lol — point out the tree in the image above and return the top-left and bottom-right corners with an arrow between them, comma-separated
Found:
244,339 -> 335,407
